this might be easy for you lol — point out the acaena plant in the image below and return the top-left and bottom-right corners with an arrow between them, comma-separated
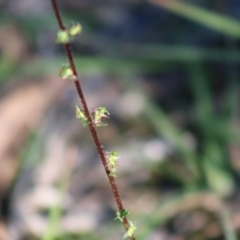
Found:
50,0 -> 137,239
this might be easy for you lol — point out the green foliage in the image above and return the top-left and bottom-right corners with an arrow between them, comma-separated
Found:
59,64 -> 77,81
154,0 -> 240,38
92,107 -> 110,127
10,0 -> 240,239
124,222 -> 137,239
55,22 -> 82,44
106,151 -> 119,177
56,30 -> 70,44
115,209 -> 130,222
69,23 -> 82,37
76,105 -> 89,126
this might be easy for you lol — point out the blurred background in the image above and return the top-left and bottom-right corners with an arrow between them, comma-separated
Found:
1,0 -> 240,239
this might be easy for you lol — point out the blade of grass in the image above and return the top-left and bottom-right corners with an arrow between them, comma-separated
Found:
218,200 -> 238,240
150,0 -> 240,38
144,100 -> 197,174
188,63 -> 213,135
222,77 -> 239,123
41,182 -> 67,240
18,46 -> 240,79
42,150 -> 70,240
188,64 -> 240,143
121,73 -> 199,179
136,190 -> 213,238
187,63 -> 235,194
137,191 -> 237,240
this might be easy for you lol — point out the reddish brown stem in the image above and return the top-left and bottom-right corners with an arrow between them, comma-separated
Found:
50,0 -> 136,239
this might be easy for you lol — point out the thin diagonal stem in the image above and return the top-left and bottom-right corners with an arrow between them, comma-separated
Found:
50,1 -> 135,239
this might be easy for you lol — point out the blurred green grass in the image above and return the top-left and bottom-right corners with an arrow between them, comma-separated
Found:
151,0 -> 240,38
2,0 -> 240,239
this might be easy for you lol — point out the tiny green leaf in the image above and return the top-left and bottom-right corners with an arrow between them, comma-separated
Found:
114,209 -> 129,221
123,221 -> 137,239
107,151 -> 119,168
59,64 -> 77,81
76,105 -> 89,126
109,169 -> 117,177
93,106 -> 110,127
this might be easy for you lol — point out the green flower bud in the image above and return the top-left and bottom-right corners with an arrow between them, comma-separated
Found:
69,23 -> 82,36
56,30 -> 70,44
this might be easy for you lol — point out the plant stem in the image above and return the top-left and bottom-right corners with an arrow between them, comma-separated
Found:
50,1 -> 135,239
